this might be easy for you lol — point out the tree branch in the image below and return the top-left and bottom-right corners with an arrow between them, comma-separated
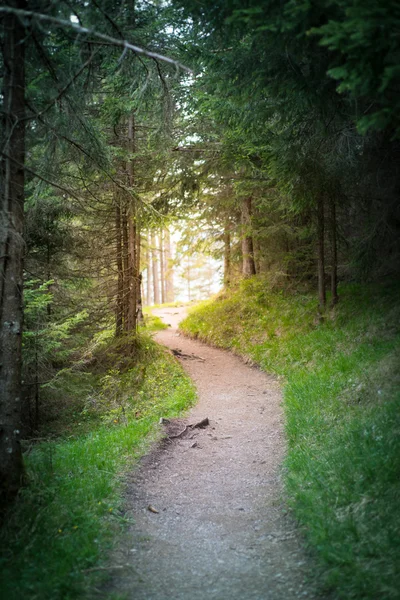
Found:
0,7 -> 193,73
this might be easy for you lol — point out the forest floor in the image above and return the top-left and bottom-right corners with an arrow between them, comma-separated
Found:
105,306 -> 323,600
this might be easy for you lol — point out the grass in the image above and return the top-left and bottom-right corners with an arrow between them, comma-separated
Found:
140,312 -> 168,333
0,333 -> 196,600
180,277 -> 400,600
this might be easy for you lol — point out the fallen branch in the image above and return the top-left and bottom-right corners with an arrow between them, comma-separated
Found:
171,348 -> 205,362
167,417 -> 210,440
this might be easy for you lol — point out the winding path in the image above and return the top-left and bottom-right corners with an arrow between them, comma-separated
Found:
106,307 -> 321,600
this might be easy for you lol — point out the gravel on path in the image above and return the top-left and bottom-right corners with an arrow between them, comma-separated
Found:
105,306 -> 323,600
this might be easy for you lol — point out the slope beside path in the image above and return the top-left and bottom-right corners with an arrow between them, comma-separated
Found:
106,306 -> 323,600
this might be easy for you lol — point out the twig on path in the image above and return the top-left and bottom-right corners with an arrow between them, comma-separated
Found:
168,424 -> 190,439
167,417 -> 210,440
171,348 -> 205,362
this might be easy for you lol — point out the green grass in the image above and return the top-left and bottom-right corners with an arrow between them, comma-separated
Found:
0,334 -> 196,600
140,313 -> 168,332
180,277 -> 400,600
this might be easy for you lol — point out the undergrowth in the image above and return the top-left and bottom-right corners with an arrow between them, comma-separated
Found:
180,277 -> 400,600
0,332 -> 195,600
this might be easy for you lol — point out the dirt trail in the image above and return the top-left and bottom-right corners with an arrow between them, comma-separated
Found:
107,306 -> 322,600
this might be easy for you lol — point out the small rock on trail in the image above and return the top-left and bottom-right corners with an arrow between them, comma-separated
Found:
105,306 -> 323,600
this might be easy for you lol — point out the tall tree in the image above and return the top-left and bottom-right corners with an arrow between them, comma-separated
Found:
0,0 -> 27,504
0,0 -> 191,501
151,232 -> 161,305
159,229 -> 166,304
241,196 -> 256,277
164,227 -> 174,302
223,220 -> 231,288
146,231 -> 152,305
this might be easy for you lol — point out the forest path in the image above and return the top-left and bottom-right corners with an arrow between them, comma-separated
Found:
106,306 -> 322,600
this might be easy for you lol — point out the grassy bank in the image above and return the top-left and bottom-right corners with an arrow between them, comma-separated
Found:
180,278 -> 400,599
0,332 -> 196,600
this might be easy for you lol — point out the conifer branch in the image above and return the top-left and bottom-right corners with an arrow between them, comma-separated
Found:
0,151 -> 163,217
0,6 -> 193,73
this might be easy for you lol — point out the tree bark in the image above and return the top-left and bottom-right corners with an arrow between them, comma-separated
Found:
126,114 -> 137,331
136,226 -> 143,325
317,195 -> 326,310
329,197 -> 338,307
241,196 -> 256,277
252,237 -> 261,275
151,232 -> 161,305
164,227 -> 174,302
114,194 -> 123,336
128,217 -> 137,330
186,255 -> 191,302
223,220 -> 231,288
0,0 -> 26,504
146,231 -> 151,305
121,204 -> 129,329
159,229 -> 166,304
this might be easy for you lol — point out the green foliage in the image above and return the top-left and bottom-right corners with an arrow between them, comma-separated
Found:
23,279 -> 93,431
180,277 -> 400,599
174,0 -> 400,285
311,0 -> 400,136
0,335 -> 196,600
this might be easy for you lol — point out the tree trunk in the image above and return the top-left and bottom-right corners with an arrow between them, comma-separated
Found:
0,0 -> 26,504
159,229 -> 166,304
317,196 -> 326,310
114,194 -> 123,336
253,237 -> 262,275
128,217 -> 137,331
151,232 -> 161,305
329,197 -> 338,307
126,114 -> 137,331
186,256 -> 191,302
241,196 -> 256,277
164,227 -> 174,302
223,221 -> 231,288
121,204 -> 129,329
136,226 -> 144,325
146,231 -> 151,305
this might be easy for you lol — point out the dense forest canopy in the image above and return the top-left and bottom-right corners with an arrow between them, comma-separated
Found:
1,0 -> 399,502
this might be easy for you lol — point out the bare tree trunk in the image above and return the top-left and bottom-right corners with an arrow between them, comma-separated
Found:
253,237 -> 261,275
114,194 -> 123,336
223,220 -> 231,288
317,196 -> 326,310
126,114 -> 137,331
159,229 -> 166,304
34,338 -> 39,431
136,226 -> 144,325
121,204 -> 129,329
151,232 -> 161,305
142,263 -> 147,306
241,196 -> 256,277
329,197 -> 338,307
128,217 -> 137,330
146,231 -> 152,305
0,0 -> 26,504
187,255 -> 191,302
164,227 -> 174,302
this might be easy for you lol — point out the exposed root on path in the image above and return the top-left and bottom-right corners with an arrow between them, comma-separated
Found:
160,417 -> 210,440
